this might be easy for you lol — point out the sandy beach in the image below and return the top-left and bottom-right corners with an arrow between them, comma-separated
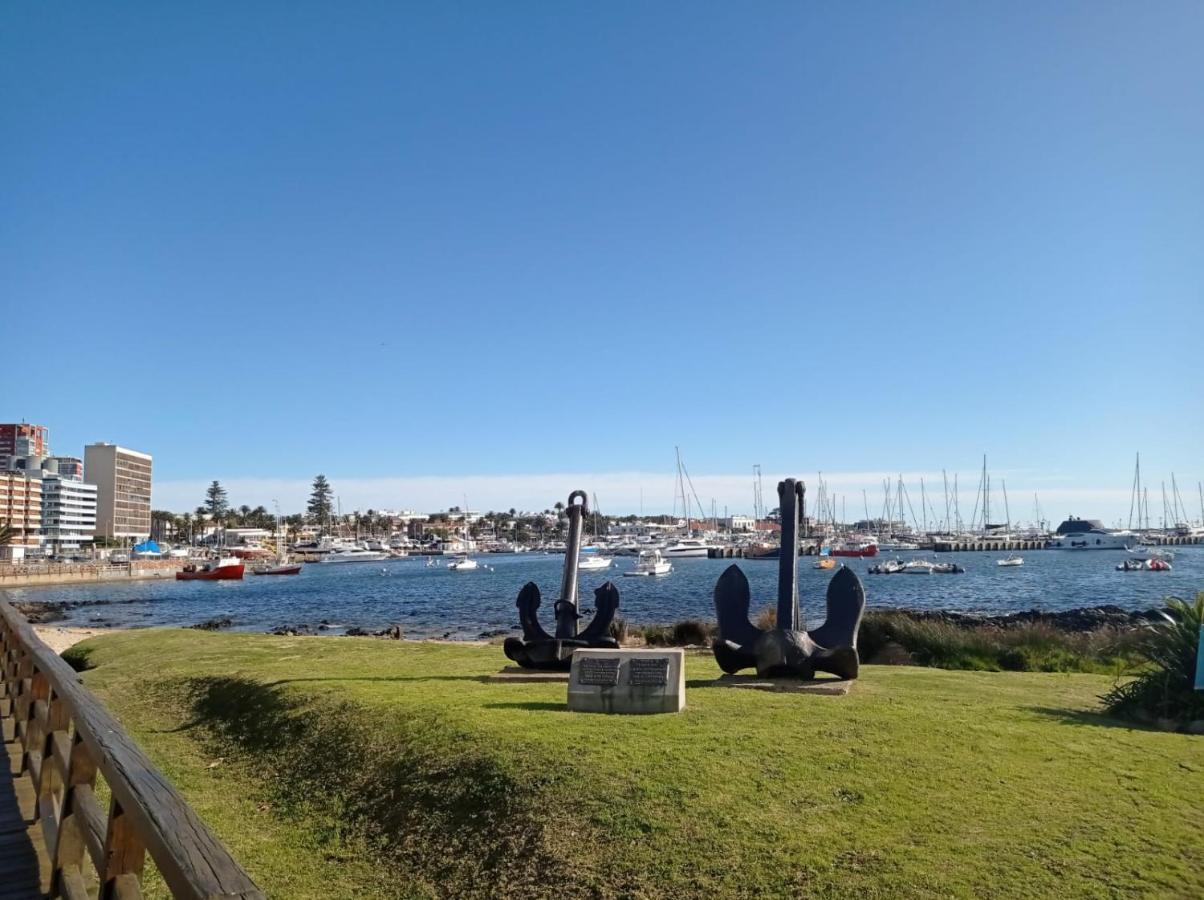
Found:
32,625 -> 121,654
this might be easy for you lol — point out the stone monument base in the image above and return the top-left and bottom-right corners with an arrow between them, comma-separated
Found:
713,674 -> 853,695
486,666 -> 571,684
568,648 -> 686,714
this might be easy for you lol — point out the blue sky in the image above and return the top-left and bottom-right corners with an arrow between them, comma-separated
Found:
3,2 -> 1201,519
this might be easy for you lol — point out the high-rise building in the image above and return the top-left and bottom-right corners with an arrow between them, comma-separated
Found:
84,443 -> 153,541
0,422 -> 50,471
39,456 -> 97,554
0,471 -> 43,558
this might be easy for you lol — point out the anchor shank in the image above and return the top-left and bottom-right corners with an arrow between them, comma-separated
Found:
556,490 -> 588,639
776,479 -> 803,631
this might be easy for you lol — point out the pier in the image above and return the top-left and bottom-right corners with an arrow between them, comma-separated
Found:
706,533 -> 1203,558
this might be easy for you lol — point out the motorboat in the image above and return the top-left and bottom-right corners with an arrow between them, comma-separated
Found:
813,557 -> 836,570
577,554 -> 613,571
176,556 -> 244,581
742,543 -> 780,560
932,562 -> 965,574
902,560 -> 934,574
1117,558 -> 1172,572
661,539 -> 710,558
624,550 -> 672,577
252,562 -> 302,576
320,544 -> 390,564
869,559 -> 905,574
447,555 -> 479,571
997,555 -> 1024,568
1048,517 -> 1137,550
830,539 -> 879,558
877,540 -> 919,552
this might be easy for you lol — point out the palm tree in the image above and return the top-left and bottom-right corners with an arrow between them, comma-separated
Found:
0,523 -> 14,547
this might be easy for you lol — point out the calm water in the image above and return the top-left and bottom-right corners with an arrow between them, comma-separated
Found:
4,547 -> 1202,639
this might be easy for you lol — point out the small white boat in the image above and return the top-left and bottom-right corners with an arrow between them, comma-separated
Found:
902,559 -> 934,574
447,555 -> 479,571
624,550 -> 672,577
997,555 -> 1024,568
577,555 -> 613,571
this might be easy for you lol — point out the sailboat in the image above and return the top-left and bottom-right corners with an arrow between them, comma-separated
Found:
253,503 -> 302,575
448,499 -> 479,570
578,493 -> 613,570
994,482 -> 1023,566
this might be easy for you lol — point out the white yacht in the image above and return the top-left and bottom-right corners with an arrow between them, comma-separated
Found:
902,559 -> 934,574
661,539 -> 710,558
624,550 -> 672,577
1048,517 -> 1136,550
997,555 -> 1024,567
320,543 -> 389,564
577,554 -> 612,571
447,555 -> 479,571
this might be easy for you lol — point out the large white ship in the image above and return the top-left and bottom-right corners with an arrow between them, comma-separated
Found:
1048,517 -> 1135,550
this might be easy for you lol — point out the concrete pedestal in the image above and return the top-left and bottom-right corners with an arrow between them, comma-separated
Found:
568,648 -> 686,714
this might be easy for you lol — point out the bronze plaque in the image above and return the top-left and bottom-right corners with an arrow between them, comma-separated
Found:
628,657 -> 670,687
578,657 -> 621,686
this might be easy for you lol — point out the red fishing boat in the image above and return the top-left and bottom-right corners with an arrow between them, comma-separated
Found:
176,556 -> 245,581
829,540 -> 879,558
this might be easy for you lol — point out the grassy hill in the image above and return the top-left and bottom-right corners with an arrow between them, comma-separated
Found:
67,631 -> 1204,899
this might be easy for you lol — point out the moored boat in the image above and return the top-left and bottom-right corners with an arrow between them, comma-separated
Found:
624,549 -> 672,577
1048,517 -> 1136,550
661,539 -> 710,558
902,559 -> 934,574
252,562 -> 302,576
176,556 -> 244,581
830,539 -> 879,558
578,554 -> 613,571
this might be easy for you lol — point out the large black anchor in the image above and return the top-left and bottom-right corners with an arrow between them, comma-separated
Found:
503,490 -> 620,670
712,478 -> 866,680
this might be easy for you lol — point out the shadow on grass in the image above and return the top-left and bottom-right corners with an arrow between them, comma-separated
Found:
1024,706 -> 1164,733
481,701 -> 566,712
168,675 -> 585,896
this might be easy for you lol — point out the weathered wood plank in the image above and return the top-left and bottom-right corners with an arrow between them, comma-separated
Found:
1,600 -> 264,900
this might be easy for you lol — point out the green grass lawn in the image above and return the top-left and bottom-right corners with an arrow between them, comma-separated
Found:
68,630 -> 1204,899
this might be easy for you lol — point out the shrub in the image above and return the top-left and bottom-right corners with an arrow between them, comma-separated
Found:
1103,592 -> 1204,725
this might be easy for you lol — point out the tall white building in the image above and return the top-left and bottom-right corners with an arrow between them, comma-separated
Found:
84,443 -> 152,541
39,456 -> 97,554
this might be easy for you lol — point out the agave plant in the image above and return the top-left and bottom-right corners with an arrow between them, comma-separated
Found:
1103,592 -> 1204,725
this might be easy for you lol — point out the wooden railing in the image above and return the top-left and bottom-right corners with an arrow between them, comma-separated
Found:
0,600 -> 264,899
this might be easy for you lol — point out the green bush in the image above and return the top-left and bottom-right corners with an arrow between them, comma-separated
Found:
1103,592 -> 1204,725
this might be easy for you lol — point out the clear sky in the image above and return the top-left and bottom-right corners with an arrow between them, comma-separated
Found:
3,2 -> 1202,521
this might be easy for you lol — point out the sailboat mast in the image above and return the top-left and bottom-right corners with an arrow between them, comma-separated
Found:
1002,479 -> 1011,534
942,470 -> 950,533
920,478 -> 927,534
1128,453 -> 1141,531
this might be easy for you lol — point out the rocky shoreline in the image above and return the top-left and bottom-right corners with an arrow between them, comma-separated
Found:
11,596 -> 1171,643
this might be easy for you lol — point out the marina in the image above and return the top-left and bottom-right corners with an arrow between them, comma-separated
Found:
5,544 -> 1201,639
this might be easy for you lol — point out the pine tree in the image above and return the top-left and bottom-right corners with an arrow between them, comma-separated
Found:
308,474 -> 333,526
205,481 -> 229,523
